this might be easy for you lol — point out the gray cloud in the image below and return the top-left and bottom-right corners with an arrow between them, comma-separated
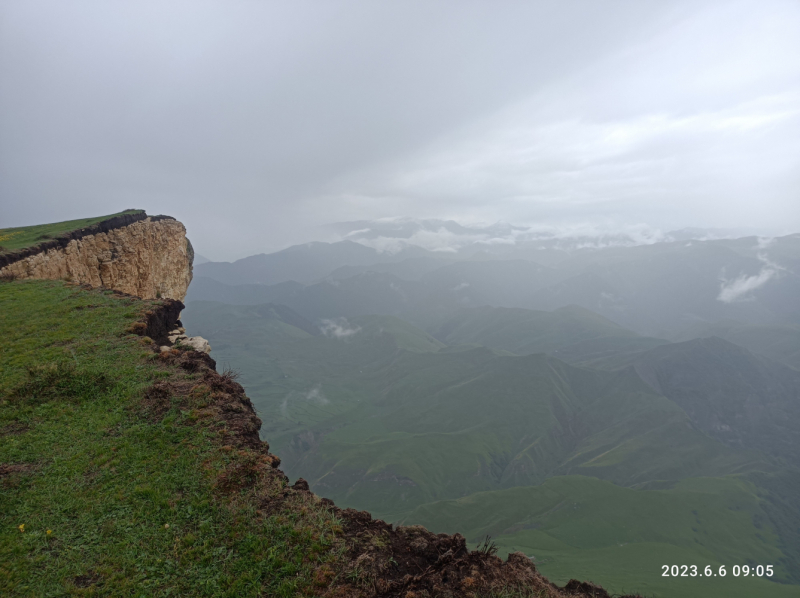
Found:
717,252 -> 784,303
280,384 -> 329,417
335,217 -> 734,254
320,318 -> 361,339
718,267 -> 778,303
1,1 -> 798,260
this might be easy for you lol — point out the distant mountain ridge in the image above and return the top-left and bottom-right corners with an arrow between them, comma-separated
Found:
181,228 -> 800,596
194,240 -> 433,286
629,337 -> 800,466
189,233 -> 800,336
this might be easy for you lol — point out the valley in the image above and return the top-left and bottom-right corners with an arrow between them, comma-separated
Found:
182,228 -> 800,597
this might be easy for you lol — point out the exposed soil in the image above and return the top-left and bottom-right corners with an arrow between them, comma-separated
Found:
133,301 -> 640,598
73,571 -> 102,589
0,462 -> 38,490
0,463 -> 36,478
0,421 -> 29,437
126,296 -> 185,345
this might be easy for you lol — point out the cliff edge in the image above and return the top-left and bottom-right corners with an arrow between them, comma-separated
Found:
138,298 -> 632,598
0,211 -> 193,301
0,211 -> 629,596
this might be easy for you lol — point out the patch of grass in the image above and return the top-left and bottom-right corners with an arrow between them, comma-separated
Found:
0,210 -> 142,253
0,280 -> 344,596
477,535 -> 499,557
9,362 -> 112,406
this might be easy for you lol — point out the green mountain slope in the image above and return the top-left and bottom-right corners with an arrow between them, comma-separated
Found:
432,304 -> 668,363
675,320 -> 800,371
407,475 -> 799,597
627,337 -> 800,467
183,303 -> 770,514
278,349 -> 768,518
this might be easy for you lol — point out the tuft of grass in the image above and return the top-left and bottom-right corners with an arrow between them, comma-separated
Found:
9,362 -> 112,406
220,366 -> 241,382
478,535 -> 499,557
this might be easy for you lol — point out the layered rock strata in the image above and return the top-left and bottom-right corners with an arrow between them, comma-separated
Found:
0,215 -> 193,301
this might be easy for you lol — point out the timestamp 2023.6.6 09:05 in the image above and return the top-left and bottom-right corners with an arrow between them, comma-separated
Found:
662,565 -> 774,578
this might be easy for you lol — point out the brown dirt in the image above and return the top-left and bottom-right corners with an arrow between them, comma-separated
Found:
0,421 -> 29,437
0,463 -> 36,478
0,462 -> 38,489
307,499 -> 634,598
72,571 -> 102,589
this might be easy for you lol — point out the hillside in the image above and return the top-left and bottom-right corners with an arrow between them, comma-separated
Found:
194,241 -> 433,286
430,305 -> 668,364
183,297 -> 800,597
407,476 -> 798,598
1,279 -> 623,597
628,337 -> 800,466
675,320 -> 800,371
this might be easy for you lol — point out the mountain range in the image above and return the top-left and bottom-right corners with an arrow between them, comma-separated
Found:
182,230 -> 800,597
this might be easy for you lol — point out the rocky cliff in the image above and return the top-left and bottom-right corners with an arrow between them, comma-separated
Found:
0,213 -> 193,301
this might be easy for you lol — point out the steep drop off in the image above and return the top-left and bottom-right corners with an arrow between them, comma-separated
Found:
0,210 -> 193,301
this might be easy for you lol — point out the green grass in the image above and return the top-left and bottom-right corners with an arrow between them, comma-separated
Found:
407,475 -> 799,598
0,280 -> 345,596
0,210 -> 143,253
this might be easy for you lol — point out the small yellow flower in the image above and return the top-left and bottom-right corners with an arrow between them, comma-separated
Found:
18,524 -> 24,533
164,523 -> 169,529
47,529 -> 52,535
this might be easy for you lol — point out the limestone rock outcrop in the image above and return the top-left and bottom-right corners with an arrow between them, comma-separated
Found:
0,216 -> 193,301
160,327 -> 212,354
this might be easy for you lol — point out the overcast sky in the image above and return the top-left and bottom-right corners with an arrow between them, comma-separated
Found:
1,0 -> 799,260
